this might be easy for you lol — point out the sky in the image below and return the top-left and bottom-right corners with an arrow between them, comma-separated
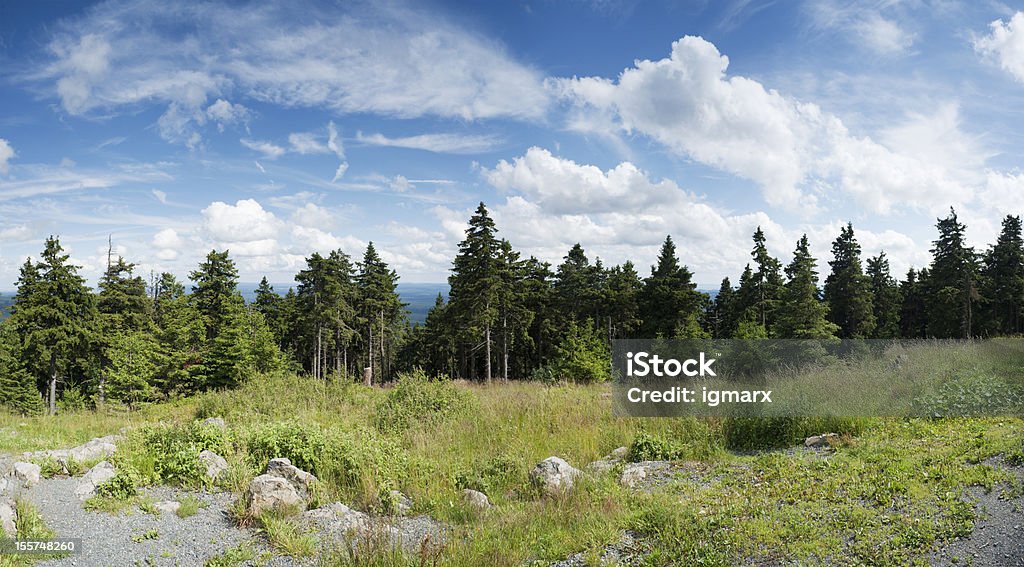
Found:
2,0 -> 1024,290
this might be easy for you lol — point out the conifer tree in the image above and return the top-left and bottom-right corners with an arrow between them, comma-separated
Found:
750,228 -> 785,333
606,261 -> 643,339
296,250 -> 357,381
356,242 -> 405,383
0,320 -> 44,415
639,236 -> 704,338
253,277 -> 287,345
926,208 -> 979,338
774,235 -> 838,339
981,215 -> 1024,335
866,252 -> 901,338
711,277 -> 735,338
824,223 -> 875,338
97,255 -> 153,404
553,243 -> 604,327
900,268 -> 928,338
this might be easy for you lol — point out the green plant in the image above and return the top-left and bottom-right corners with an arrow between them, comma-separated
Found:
628,429 -> 687,461
259,511 -> 316,557
176,495 -> 205,518
243,419 -> 325,474
374,369 -> 471,433
95,467 -> 142,500
204,543 -> 258,567
131,529 -> 159,543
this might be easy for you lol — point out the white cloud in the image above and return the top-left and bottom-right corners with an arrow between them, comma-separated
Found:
0,225 -> 32,241
555,36 -> 974,214
151,188 -> 167,204
33,1 -> 549,147
289,203 -> 334,228
0,139 -> 15,175
975,12 -> 1024,83
326,121 -> 348,182
356,131 -> 501,154
291,226 -> 364,255
201,199 -> 282,243
332,162 -> 349,183
806,1 -> 915,56
240,138 -> 286,160
288,132 -> 328,154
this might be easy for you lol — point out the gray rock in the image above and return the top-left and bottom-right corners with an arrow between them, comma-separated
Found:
462,488 -> 491,511
201,417 -> 226,430
11,461 -> 41,488
75,461 -> 117,499
154,500 -> 181,514
302,502 -> 447,554
302,502 -> 372,535
610,446 -> 629,460
26,435 -> 121,467
804,433 -> 839,448
530,457 -> 581,496
620,463 -> 648,488
388,490 -> 412,515
243,474 -> 302,516
586,459 -> 618,476
0,498 -> 15,537
198,450 -> 228,481
0,477 -> 8,495
265,457 -> 317,499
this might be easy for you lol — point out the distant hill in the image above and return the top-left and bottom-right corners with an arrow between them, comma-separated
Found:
0,292 -> 12,320
236,282 -> 448,326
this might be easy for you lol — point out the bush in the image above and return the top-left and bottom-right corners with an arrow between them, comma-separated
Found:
95,466 -> 143,500
117,421 -> 229,487
243,419 -> 326,474
912,372 -> 1024,418
550,320 -> 611,383
722,416 -> 867,451
628,430 -> 687,462
455,455 -> 523,495
375,370 -> 471,434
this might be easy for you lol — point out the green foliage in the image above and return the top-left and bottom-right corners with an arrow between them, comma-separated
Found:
94,466 -> 142,500
912,371 -> 1024,418
119,422 -> 227,487
722,416 -> 867,451
926,208 -> 979,339
374,369 -> 471,433
627,430 -> 687,462
639,236 -> 706,339
204,543 -> 258,567
176,495 -> 204,518
243,419 -> 326,474
824,223 -> 876,338
549,320 -> 610,383
104,330 -> 159,406
455,454 -> 523,496
773,235 -> 838,339
131,529 -> 159,543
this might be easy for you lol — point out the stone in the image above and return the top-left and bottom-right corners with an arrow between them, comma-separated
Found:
244,474 -> 302,516
26,435 -> 121,467
74,461 -> 117,500
585,459 -> 617,476
154,501 -> 181,514
0,477 -> 8,495
620,463 -> 647,488
610,446 -> 629,460
11,462 -> 41,488
0,498 -> 15,537
529,457 -> 581,496
302,502 -> 372,535
265,457 -> 317,499
201,417 -> 227,429
199,450 -> 228,481
388,490 -> 412,515
462,489 -> 491,511
804,433 -> 839,448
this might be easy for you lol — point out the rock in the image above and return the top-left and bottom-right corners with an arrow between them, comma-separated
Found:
388,490 -> 412,515
0,498 -> 15,537
0,477 -> 8,495
610,446 -> 629,460
462,489 -> 491,511
244,474 -> 302,516
302,502 -> 372,535
804,433 -> 839,448
620,463 -> 647,488
11,462 -> 41,488
586,459 -> 618,476
27,435 -> 121,466
154,500 -> 181,514
201,417 -> 227,429
265,457 -> 317,499
301,502 -> 446,554
198,450 -> 228,481
529,457 -> 581,496
74,461 -> 117,500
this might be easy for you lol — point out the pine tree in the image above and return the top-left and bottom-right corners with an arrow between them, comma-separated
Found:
419,293 -> 457,378
606,261 -> 643,339
774,235 -> 838,339
520,257 -> 556,372
356,242 -> 406,383
104,330 -> 158,407
926,208 -> 979,338
900,268 -> 928,338
296,251 -> 357,381
639,236 -> 705,338
97,255 -> 153,404
866,252 -> 902,338
447,203 -> 502,382
981,215 -> 1024,335
824,223 -> 875,338
253,277 -> 287,347
553,243 -> 604,326
750,228 -> 785,333
11,237 -> 97,415
0,320 -> 44,415
731,264 -> 759,328
711,277 -> 736,338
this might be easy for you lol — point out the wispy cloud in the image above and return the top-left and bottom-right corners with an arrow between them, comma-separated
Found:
356,131 -> 502,154
0,139 -> 13,175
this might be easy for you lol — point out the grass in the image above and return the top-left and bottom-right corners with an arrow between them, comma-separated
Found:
1,343 -> 1022,564
0,500 -> 60,567
176,495 -> 206,519
203,542 -> 259,567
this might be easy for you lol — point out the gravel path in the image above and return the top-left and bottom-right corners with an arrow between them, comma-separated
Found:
21,477 -> 296,567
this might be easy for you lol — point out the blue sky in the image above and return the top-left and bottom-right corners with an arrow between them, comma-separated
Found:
2,0 -> 1024,289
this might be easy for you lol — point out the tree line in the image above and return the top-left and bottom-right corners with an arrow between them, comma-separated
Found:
0,202 -> 1020,413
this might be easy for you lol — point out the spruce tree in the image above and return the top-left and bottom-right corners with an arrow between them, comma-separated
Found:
296,251 -> 357,381
981,215 -> 1024,335
553,243 -> 604,326
750,228 -> 785,333
356,242 -> 405,383
639,235 -> 704,338
900,268 -> 928,338
926,208 -> 979,338
774,235 -> 838,339
606,261 -> 643,339
97,255 -> 153,404
866,252 -> 901,338
711,277 -> 736,338
824,223 -> 875,338
0,320 -> 44,415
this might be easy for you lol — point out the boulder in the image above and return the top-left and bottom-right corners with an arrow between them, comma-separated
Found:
244,474 -> 302,516
153,501 -> 181,514
529,457 -> 581,496
74,461 -> 117,500
804,433 -> 839,448
462,489 -> 491,511
586,459 -> 617,476
0,477 -> 8,495
201,417 -> 227,430
620,463 -> 648,489
610,446 -> 629,460
11,462 -> 41,488
302,502 -> 373,536
27,435 -> 121,468
199,450 -> 228,481
388,490 -> 412,516
265,458 -> 317,499
0,498 -> 15,537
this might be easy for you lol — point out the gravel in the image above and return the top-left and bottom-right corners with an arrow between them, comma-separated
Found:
22,477 -> 297,566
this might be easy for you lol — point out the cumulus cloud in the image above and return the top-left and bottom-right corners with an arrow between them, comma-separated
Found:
201,199 -> 283,243
0,138 -> 14,175
356,131 -> 501,154
32,1 -> 549,147
555,36 -> 973,214
152,227 -> 184,260
975,11 -> 1024,83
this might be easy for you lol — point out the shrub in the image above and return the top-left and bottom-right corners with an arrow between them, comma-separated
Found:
722,416 -> 867,451
550,320 -> 611,383
95,466 -> 142,500
117,421 -> 229,487
243,419 -> 326,474
912,372 -> 1024,418
628,430 -> 687,462
455,455 -> 523,495
375,369 -> 471,434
